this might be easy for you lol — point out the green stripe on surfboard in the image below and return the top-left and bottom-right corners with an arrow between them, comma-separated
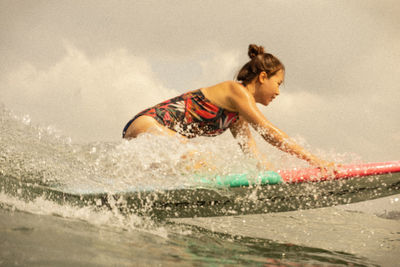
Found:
195,171 -> 283,187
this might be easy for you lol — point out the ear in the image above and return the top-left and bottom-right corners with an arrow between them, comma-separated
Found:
258,71 -> 268,83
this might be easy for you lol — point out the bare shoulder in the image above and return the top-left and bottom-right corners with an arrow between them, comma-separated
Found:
202,80 -> 245,97
212,81 -> 248,98
220,80 -> 244,90
204,80 -> 236,89
223,82 -> 258,116
221,81 -> 251,102
202,81 -> 247,112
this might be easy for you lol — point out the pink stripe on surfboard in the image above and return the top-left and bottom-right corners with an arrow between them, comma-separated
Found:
277,160 -> 400,183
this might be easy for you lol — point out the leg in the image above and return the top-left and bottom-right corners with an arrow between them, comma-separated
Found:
123,115 -> 180,139
124,116 -> 212,171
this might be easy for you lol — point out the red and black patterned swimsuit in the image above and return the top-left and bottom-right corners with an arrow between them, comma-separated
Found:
122,89 -> 239,138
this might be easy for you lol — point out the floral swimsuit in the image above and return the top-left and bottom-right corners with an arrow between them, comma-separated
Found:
122,89 -> 239,138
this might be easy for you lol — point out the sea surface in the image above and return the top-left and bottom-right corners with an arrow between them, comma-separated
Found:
1,106 -> 399,266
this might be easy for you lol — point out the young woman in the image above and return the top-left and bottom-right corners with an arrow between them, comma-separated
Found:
122,44 -> 333,170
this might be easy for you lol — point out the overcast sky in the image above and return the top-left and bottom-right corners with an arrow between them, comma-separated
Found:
0,0 -> 399,161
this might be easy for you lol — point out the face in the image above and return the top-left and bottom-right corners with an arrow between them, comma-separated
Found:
254,69 -> 284,106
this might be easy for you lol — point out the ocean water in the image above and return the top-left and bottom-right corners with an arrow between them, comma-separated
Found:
1,106 -> 399,266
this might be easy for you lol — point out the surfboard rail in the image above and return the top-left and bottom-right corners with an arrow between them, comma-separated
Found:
278,160 -> 400,183
197,160 -> 400,188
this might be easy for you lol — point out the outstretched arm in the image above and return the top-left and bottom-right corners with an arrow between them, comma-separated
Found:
230,117 -> 274,170
228,83 -> 332,168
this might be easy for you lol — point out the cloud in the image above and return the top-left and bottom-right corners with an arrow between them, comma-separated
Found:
0,43 -> 177,142
190,49 -> 242,89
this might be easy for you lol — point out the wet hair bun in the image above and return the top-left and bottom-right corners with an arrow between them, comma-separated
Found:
248,44 -> 265,59
237,44 -> 284,85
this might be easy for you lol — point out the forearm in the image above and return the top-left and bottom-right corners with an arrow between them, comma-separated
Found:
258,126 -> 320,165
279,138 -> 320,164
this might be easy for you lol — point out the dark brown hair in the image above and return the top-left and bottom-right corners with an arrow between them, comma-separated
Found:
236,44 -> 285,85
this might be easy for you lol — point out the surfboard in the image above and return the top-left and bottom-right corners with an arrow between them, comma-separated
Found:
1,160 -> 400,219
197,160 -> 400,187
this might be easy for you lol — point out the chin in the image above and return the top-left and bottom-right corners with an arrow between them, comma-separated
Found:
258,98 -> 272,106
264,99 -> 273,106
